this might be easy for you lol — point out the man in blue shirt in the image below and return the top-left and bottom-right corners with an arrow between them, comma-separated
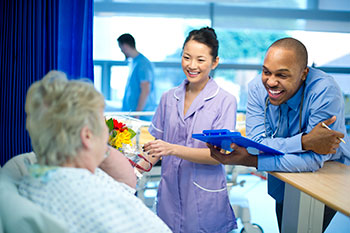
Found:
208,37 -> 350,232
117,34 -> 156,120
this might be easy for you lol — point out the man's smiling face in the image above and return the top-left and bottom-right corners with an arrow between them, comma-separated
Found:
262,46 -> 308,106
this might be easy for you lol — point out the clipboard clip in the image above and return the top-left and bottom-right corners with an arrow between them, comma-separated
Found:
203,129 -> 232,136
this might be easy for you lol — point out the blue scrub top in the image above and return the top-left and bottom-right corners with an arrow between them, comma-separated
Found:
122,53 -> 156,115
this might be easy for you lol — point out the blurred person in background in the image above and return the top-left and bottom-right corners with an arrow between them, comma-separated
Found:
117,33 -> 156,121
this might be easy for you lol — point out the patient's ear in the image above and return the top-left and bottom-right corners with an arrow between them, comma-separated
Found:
81,126 -> 93,149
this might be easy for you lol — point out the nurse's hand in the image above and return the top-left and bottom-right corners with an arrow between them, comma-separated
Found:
143,139 -> 174,158
207,143 -> 258,168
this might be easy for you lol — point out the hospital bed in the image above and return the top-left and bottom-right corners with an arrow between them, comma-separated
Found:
226,165 -> 265,233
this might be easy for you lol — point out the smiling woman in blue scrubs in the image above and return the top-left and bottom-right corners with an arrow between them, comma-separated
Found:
142,27 -> 238,233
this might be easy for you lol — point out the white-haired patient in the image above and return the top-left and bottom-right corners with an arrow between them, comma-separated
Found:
18,70 -> 171,233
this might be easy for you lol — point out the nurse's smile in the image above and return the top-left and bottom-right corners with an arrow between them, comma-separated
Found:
187,70 -> 200,78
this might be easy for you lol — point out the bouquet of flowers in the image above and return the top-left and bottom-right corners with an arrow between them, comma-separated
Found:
106,118 -> 152,172
106,118 -> 136,150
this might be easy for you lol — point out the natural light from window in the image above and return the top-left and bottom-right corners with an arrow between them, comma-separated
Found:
93,15 -> 350,112
93,16 -> 210,61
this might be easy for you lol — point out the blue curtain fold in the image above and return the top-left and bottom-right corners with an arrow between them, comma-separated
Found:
58,0 -> 93,79
0,0 -> 93,166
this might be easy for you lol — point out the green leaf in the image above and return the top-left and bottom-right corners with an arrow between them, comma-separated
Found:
106,118 -> 114,131
128,128 -> 136,139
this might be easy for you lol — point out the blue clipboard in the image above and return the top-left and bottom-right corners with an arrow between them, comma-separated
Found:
192,129 -> 284,155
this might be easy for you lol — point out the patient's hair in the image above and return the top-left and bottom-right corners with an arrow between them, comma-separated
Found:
268,37 -> 308,69
25,71 -> 105,166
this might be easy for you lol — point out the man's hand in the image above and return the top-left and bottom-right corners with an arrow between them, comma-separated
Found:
207,143 -> 258,168
302,116 -> 344,154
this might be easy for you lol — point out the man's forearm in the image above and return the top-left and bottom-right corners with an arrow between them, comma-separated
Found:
136,93 -> 148,111
136,82 -> 150,111
301,133 -> 312,151
243,155 -> 258,168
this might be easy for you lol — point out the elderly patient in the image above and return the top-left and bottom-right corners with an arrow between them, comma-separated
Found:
18,71 -> 171,233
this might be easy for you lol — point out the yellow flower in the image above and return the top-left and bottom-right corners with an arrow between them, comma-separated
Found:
109,129 -> 133,150
106,118 -> 136,151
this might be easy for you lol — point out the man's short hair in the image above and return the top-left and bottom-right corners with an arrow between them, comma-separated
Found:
117,33 -> 136,48
269,37 -> 308,69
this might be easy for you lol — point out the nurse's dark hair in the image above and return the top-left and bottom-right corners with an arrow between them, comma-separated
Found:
182,27 -> 218,61
117,33 -> 136,49
268,37 -> 308,69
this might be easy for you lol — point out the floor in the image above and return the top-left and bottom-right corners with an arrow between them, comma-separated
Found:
140,168 -> 350,233
229,173 -> 350,233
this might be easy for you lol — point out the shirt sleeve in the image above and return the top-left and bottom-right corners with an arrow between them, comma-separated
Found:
148,92 -> 166,139
135,61 -> 153,83
212,91 -> 237,131
258,152 -> 333,172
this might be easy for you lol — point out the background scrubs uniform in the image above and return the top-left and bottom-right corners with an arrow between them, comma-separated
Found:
122,53 -> 156,120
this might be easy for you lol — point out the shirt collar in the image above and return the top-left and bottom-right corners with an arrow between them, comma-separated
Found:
286,82 -> 305,112
133,53 -> 141,60
173,77 -> 219,101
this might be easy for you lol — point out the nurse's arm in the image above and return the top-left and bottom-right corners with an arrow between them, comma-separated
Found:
144,139 -> 220,165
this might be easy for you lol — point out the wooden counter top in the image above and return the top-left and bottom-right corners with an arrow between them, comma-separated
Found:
270,161 -> 350,216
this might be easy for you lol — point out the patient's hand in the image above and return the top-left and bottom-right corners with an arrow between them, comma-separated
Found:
99,147 -> 137,189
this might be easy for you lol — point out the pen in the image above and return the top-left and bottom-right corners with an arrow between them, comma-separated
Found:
321,122 -> 346,144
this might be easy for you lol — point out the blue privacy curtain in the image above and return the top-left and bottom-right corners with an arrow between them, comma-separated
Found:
0,0 -> 93,166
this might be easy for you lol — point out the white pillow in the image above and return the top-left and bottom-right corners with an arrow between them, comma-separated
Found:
0,153 -> 68,233
1,152 -> 37,180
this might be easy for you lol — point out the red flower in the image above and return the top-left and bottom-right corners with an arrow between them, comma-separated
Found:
113,119 -> 127,132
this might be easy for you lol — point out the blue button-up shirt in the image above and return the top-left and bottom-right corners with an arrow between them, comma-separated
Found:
246,67 -> 350,202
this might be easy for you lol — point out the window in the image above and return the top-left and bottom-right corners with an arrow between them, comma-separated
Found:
93,16 -> 210,62
93,0 -> 350,131
93,14 -> 209,111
